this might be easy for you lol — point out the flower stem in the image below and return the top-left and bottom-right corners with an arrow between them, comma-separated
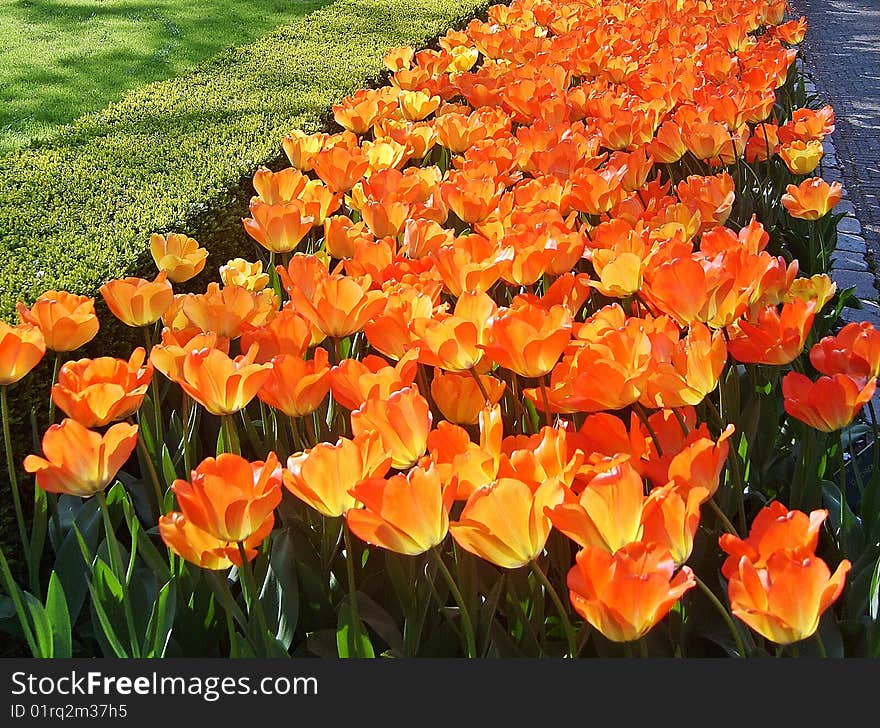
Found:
708,498 -> 740,537
538,376 -> 553,427
47,352 -> 61,423
236,540 -> 271,651
342,521 -> 367,655
694,574 -> 746,658
430,546 -> 477,658
468,367 -> 491,404
97,490 -> 141,657
530,559 -> 578,658
815,631 -> 828,658
1,386 -> 31,573
136,432 -> 166,516
836,431 -> 848,559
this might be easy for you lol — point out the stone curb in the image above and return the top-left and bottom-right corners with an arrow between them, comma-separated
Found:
801,70 -> 880,414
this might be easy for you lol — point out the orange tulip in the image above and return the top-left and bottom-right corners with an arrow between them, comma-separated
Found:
363,283 -> 438,360
51,348 -> 153,428
482,301 -> 572,379
450,477 -> 565,569
311,146 -> 370,194
384,46 -> 415,72
426,417 -> 498,500
150,233 -> 208,283
243,199 -> 314,254
810,321 -> 880,380
219,259 -> 270,292
0,321 -> 45,386
413,291 -> 498,373
347,462 -> 456,555
284,431 -> 391,518
727,551 -> 849,645
172,453 -> 282,543
24,419 -> 139,497
181,283 -> 278,339
149,329 -> 229,382
719,501 -> 827,579
257,348 -> 331,417
641,482 -> 708,566
441,171 -> 505,224
398,90 -> 441,121
639,321 -> 727,408
430,234 -> 513,297
676,173 -> 735,231
430,370 -> 505,425
159,511 -> 272,569
328,352 -> 418,411
282,130 -> 326,172
17,291 -> 99,352
727,298 -> 816,365
239,307 -> 316,364
782,371 -> 876,432
287,273 -> 385,339
333,88 -> 397,135
781,177 -> 843,220
100,271 -> 174,328
252,166 -> 309,204
350,386 -> 432,470
174,344 -> 272,416
567,542 -> 696,642
547,460 -> 647,553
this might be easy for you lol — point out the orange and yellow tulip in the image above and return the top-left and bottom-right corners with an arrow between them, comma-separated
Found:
159,511 -> 272,568
219,259 -> 270,292
350,385 -> 432,470
727,298 -> 816,365
51,348 -> 153,428
257,348 -> 331,417
328,352 -> 418,411
727,551 -> 849,645
172,453 -> 282,543
450,476 -> 565,569
482,300 -> 572,378
181,282 -> 277,340
100,271 -> 174,328
17,291 -> 100,352
24,419 -> 139,497
243,200 -> 314,254
347,462 -> 456,555
173,344 -> 272,416
567,541 -> 695,642
150,233 -> 208,283
430,370 -> 505,425
0,321 -> 45,386
781,177 -> 843,220
810,321 -> 880,380
284,431 -> 391,518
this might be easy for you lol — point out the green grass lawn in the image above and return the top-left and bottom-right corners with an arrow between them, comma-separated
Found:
0,0 -> 329,154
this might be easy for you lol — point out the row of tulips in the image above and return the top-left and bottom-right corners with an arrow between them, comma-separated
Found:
1,0 -> 879,658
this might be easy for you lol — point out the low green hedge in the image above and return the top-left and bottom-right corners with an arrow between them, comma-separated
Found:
0,0 -> 493,584
0,0 -> 492,321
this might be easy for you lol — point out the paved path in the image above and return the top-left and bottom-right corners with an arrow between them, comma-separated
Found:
790,0 -> 880,309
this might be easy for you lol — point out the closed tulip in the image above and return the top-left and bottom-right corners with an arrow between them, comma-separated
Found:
284,431 -> 391,518
100,271 -> 174,328
0,321 -> 45,386
450,477 -> 565,569
24,419 -> 139,497
350,386 -> 432,470
810,321 -> 880,380
430,370 -> 505,425
347,462 -> 456,555
174,344 -> 272,416
172,453 -> 282,543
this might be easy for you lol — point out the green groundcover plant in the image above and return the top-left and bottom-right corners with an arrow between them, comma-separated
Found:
1,0 -> 879,660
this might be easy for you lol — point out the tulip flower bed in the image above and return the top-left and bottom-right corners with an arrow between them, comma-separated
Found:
2,0 -> 879,659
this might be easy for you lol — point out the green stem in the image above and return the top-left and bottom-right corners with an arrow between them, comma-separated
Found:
430,546 -> 477,658
2,386 -> 31,568
236,541 -> 271,651
181,394 -> 193,476
695,574 -> 746,658
815,631 -> 828,658
836,431 -> 848,559
538,376 -> 553,427
136,431 -> 166,515
47,352 -> 61,423
708,498 -> 740,538
530,559 -> 578,659
468,367 -> 491,404
221,414 -> 241,455
144,327 -> 163,448
342,522 -> 366,654
96,491 -> 141,658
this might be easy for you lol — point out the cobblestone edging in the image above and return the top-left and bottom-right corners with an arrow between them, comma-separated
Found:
801,73 -> 880,414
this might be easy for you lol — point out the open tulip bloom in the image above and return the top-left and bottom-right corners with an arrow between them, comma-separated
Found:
1,0 -> 876,660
